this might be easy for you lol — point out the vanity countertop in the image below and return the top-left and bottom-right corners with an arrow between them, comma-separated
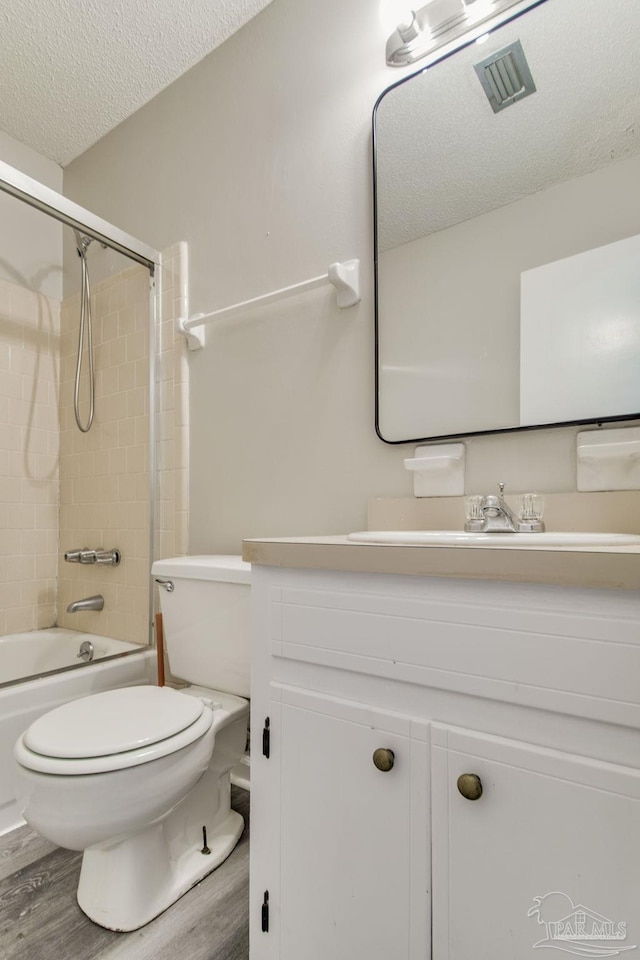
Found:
241,535 -> 640,591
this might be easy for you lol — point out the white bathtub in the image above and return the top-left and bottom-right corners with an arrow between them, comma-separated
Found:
0,627 -> 156,836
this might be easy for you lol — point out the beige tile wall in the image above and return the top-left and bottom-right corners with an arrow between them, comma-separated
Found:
0,277 -> 60,635
57,263 -> 152,644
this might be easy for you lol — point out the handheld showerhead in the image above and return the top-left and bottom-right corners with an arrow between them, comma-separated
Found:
73,229 -> 94,257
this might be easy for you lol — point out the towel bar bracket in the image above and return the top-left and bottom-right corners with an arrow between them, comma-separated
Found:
175,315 -> 206,351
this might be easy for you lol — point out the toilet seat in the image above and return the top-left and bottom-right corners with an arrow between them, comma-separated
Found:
15,686 -> 214,776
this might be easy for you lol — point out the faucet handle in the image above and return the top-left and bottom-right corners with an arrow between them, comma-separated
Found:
95,549 -> 121,566
518,493 -> 545,522
464,495 -> 485,531
498,481 -> 506,497
464,495 -> 484,522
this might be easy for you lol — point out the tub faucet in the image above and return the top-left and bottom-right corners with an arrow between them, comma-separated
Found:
67,595 -> 104,614
64,548 -> 120,566
465,483 -> 545,534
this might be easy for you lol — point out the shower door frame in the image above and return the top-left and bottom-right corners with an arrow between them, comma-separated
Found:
0,157 -> 161,648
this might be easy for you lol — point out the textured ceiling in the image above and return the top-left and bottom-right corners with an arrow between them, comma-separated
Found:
0,0 -> 274,166
376,0 -> 640,251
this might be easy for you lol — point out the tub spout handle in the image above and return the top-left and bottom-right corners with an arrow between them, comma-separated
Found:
64,549 -> 83,563
95,549 -> 121,566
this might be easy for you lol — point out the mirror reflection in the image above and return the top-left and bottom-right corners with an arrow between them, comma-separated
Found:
374,0 -> 640,443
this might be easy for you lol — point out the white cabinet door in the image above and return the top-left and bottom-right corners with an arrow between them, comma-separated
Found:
432,724 -> 640,959
263,685 -> 430,960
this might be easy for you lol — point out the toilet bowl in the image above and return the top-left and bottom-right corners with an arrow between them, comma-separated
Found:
13,555 -> 251,932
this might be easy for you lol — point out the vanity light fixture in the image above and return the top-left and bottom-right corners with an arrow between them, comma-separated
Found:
384,0 -> 526,66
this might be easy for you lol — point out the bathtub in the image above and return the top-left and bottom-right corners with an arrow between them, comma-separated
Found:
0,627 -> 156,836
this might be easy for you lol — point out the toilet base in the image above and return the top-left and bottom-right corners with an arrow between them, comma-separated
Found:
75,716 -> 249,932
77,806 -> 244,931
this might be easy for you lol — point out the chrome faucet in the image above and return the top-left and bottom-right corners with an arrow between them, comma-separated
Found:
465,483 -> 545,534
66,595 -> 104,614
479,483 -> 519,533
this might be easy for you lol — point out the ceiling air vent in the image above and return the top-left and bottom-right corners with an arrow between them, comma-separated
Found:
474,40 -> 536,114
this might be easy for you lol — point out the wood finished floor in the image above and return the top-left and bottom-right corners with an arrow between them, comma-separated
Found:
0,787 -> 249,960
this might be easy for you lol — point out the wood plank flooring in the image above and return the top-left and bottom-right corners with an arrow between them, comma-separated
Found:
0,787 -> 249,960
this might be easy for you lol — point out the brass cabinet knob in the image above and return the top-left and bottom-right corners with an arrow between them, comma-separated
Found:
457,773 -> 483,801
373,748 -> 395,772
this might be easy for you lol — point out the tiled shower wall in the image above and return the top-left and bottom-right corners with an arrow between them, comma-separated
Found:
57,263 -> 152,644
0,244 -> 188,645
0,278 -> 59,635
57,246 -> 189,645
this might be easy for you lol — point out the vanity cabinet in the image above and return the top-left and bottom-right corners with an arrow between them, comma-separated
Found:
264,688 -> 429,960
248,564 -> 640,960
431,724 -> 640,958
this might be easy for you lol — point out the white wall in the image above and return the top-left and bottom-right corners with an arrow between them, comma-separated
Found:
0,130 -> 63,300
62,0 -> 619,553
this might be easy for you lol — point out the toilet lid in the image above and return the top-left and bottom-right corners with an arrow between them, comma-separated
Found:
23,686 -> 205,759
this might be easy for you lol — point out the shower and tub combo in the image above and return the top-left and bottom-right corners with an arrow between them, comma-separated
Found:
0,158 -> 161,836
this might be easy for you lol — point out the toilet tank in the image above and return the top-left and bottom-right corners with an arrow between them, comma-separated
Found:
151,556 -> 251,698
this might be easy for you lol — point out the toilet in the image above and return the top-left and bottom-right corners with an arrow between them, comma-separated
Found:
13,555 -> 251,932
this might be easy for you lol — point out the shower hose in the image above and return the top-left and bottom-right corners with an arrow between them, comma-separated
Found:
73,240 -> 95,433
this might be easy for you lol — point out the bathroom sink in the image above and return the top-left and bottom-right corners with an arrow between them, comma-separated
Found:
347,530 -> 640,547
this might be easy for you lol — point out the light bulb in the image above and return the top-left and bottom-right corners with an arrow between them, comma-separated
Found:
379,0 -> 416,35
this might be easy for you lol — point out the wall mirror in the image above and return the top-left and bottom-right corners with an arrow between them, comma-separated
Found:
373,0 -> 640,443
